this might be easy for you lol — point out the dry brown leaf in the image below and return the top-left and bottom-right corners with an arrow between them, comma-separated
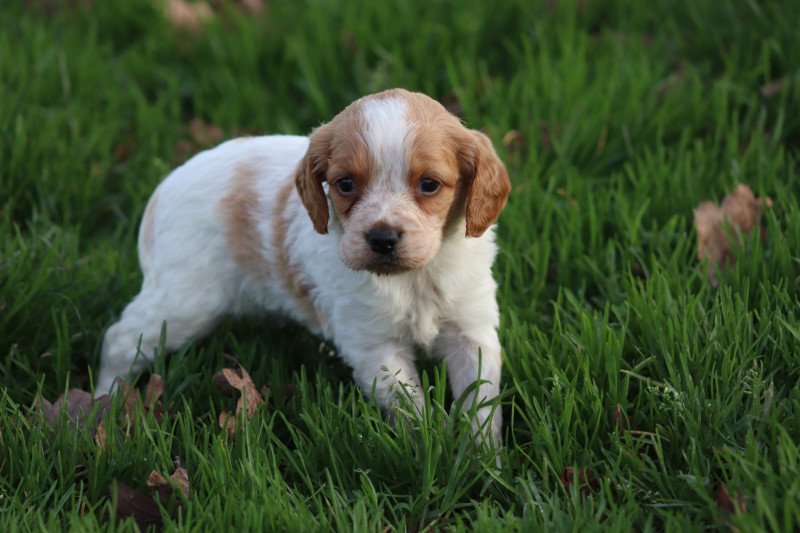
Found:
113,482 -> 163,529
145,470 -> 173,503
187,118 -> 224,147
214,359 -> 264,420
165,0 -> 213,33
502,129 -> 528,163
173,139 -> 198,164
111,458 -> 188,527
694,184 -> 772,285
170,458 -> 190,498
115,380 -> 143,434
239,0 -> 265,15
219,410 -> 237,438
560,467 -> 599,495
146,457 -> 190,500
340,31 -> 358,54
715,482 -> 747,514
216,367 -> 252,392
37,388 -> 112,432
760,78 -> 787,98
95,421 -> 108,453
144,374 -> 165,408
144,374 -> 166,422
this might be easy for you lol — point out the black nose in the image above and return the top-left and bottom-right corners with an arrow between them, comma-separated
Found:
367,227 -> 400,254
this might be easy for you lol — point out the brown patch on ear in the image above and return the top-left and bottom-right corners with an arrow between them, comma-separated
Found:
219,165 -> 271,278
295,124 -> 333,234
460,131 -> 511,237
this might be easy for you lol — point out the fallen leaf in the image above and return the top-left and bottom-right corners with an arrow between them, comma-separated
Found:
144,374 -> 166,422
169,458 -> 190,498
111,458 -> 188,527
95,421 -> 108,453
218,410 -> 236,438
502,129 -> 528,163
760,78 -> 787,98
113,482 -> 163,529
239,0 -> 265,15
146,457 -> 190,500
172,139 -> 198,164
187,118 -> 224,147
214,358 -> 264,420
114,140 -> 136,165
115,380 -> 143,434
694,184 -> 772,285
715,482 -> 747,514
165,0 -> 213,33
37,388 -> 112,432
216,367 -> 252,393
560,466 -> 599,495
340,31 -> 358,54
144,374 -> 165,409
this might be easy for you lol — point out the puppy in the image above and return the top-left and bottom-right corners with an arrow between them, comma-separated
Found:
97,88 -> 510,446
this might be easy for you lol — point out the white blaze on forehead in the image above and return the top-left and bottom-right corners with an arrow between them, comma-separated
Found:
360,96 -> 413,193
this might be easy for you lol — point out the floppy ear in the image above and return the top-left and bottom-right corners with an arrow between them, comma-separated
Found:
459,130 -> 511,237
295,124 -> 333,234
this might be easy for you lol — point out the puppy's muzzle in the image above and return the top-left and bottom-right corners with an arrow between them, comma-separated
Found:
367,227 -> 401,255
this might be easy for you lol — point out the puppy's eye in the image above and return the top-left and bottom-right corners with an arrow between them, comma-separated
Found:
335,177 -> 356,195
419,178 -> 441,194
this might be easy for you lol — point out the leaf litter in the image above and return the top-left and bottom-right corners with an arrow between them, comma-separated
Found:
33,356 -> 292,525
694,184 -> 773,285
214,355 -> 265,437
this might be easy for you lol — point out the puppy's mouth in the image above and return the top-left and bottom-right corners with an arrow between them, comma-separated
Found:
364,254 -> 416,275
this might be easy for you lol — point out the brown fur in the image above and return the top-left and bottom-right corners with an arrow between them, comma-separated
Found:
294,102 -> 373,234
295,88 -> 510,239
273,179 -> 324,331
404,90 -> 510,237
219,166 -> 271,278
459,130 -> 511,237
404,94 -> 467,233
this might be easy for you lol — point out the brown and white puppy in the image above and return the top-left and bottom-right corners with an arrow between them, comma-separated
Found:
97,88 -> 510,447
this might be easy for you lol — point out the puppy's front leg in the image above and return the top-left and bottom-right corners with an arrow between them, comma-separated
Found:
433,326 -> 502,449
341,340 -> 423,415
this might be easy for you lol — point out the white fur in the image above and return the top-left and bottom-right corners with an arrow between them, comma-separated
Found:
97,95 -> 504,448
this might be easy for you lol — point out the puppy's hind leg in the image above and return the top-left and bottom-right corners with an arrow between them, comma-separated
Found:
95,279 -> 227,396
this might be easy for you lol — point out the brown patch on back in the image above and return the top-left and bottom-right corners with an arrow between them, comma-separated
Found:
219,165 -> 271,278
272,179 -> 325,332
140,191 -> 159,256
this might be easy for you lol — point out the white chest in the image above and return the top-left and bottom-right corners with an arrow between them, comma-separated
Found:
372,272 -> 447,347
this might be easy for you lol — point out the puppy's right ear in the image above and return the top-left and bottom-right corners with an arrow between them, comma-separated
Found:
295,124 -> 333,234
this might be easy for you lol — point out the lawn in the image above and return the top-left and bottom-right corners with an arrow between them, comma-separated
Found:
2,0 -> 799,530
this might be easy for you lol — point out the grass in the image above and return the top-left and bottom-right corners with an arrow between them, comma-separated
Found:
1,0 -> 799,530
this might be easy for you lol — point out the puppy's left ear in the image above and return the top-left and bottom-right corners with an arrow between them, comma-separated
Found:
459,130 -> 511,237
295,123 -> 333,234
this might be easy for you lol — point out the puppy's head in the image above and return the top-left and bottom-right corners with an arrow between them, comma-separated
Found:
295,88 -> 510,274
